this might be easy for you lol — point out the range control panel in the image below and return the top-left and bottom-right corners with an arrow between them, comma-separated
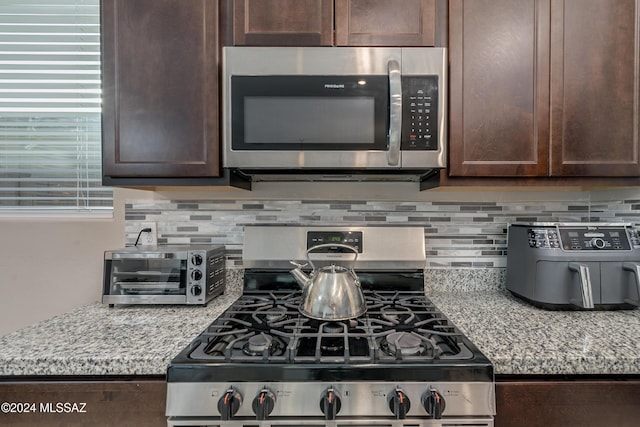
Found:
528,226 -> 637,250
307,230 -> 363,253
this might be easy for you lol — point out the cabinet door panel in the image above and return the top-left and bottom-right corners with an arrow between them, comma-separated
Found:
496,379 -> 640,427
550,0 -> 640,176
102,0 -> 220,178
335,0 -> 437,46
449,0 -> 550,177
0,380 -> 166,426
233,0 -> 333,46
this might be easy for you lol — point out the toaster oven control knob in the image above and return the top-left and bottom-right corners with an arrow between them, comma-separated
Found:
218,387 -> 242,420
422,387 -> 445,419
590,237 -> 606,249
252,387 -> 276,420
388,387 -> 411,419
320,387 -> 341,420
191,254 -> 203,266
190,284 -> 202,296
191,269 -> 203,281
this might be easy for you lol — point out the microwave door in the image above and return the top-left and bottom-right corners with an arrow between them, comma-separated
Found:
226,74 -> 393,169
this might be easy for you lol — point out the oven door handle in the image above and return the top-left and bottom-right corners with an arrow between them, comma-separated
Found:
387,59 -> 402,166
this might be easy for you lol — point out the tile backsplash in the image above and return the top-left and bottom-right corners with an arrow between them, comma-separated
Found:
124,192 -> 640,268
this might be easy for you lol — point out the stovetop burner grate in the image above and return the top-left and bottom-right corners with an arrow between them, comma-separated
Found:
187,290 -> 474,364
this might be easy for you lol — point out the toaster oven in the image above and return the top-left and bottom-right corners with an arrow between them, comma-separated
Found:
102,245 -> 225,306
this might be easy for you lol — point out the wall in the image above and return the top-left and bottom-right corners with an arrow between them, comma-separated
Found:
2,183 -> 639,337
0,188 -> 152,336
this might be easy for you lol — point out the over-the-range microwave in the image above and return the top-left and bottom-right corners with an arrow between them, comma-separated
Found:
222,47 -> 447,188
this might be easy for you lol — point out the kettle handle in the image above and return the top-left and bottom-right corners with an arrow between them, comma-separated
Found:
305,243 -> 359,271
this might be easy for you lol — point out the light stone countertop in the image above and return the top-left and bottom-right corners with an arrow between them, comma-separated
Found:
1,269 -> 639,377
428,289 -> 640,375
0,271 -> 244,376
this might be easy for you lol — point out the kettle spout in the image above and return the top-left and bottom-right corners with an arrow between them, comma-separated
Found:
289,262 -> 310,289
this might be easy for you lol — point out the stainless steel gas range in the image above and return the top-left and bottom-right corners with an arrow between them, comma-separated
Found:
166,226 -> 495,426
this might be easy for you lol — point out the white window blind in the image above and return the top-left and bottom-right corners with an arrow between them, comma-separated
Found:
0,0 -> 112,212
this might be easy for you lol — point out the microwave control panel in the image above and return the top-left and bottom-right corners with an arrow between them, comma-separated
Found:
527,226 -> 634,250
402,76 -> 439,151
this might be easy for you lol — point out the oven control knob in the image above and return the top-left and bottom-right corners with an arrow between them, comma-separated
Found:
320,387 -> 341,420
422,387 -> 445,419
191,269 -> 203,281
191,253 -> 203,265
217,387 -> 242,420
190,285 -> 202,296
388,387 -> 411,419
252,387 -> 276,420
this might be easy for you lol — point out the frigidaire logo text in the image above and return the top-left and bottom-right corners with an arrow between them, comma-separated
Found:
324,84 -> 345,89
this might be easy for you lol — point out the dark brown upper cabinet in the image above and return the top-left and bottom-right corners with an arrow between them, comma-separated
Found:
449,0 -> 640,178
230,0 -> 334,46
101,0 -> 221,180
335,0 -> 437,46
449,0 -> 550,177
549,0 -> 640,176
229,0 -> 443,46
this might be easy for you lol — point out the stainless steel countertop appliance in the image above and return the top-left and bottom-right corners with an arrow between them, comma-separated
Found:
166,226 -> 495,426
222,47 -> 447,189
103,245 -> 225,306
506,222 -> 640,310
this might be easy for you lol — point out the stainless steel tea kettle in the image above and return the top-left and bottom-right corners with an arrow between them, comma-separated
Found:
289,243 -> 366,320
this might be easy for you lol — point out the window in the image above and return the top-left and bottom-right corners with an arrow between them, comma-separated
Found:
0,0 -> 112,213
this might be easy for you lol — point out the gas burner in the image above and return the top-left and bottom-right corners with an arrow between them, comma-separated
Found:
320,337 -> 345,354
322,322 -> 346,334
381,331 -> 424,357
242,333 -> 284,357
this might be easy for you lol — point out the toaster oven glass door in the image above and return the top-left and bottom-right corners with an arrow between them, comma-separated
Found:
107,258 -> 187,296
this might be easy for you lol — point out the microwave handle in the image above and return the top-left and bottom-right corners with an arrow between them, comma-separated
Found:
387,59 -> 402,166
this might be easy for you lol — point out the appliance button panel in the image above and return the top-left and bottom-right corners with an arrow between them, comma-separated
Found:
558,227 -> 631,250
173,382 -> 494,418
528,229 -> 560,249
402,76 -> 439,151
528,226 -> 633,250
629,228 -> 640,247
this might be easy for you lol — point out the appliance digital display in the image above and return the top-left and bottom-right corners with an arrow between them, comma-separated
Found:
306,231 -> 363,252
